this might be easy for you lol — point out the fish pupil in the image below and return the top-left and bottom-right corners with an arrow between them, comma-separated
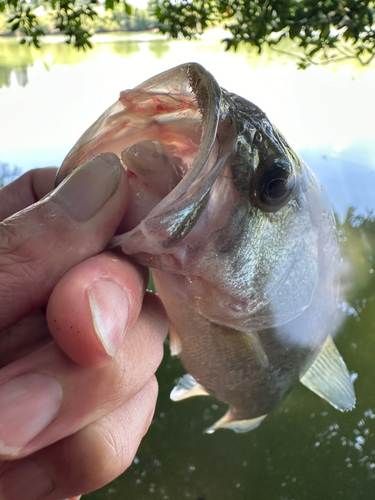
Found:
250,162 -> 295,212
266,178 -> 287,200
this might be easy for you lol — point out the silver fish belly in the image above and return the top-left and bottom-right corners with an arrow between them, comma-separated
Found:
57,63 -> 355,433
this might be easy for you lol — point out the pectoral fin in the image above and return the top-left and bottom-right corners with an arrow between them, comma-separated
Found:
170,374 -> 210,401
205,409 -> 267,434
300,336 -> 356,411
244,331 -> 269,369
169,323 -> 182,356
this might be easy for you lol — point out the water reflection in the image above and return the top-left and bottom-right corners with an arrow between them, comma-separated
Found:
0,64 -> 29,88
340,208 -> 375,303
0,32 -> 165,89
110,40 -> 141,57
0,39 -> 34,87
148,40 -> 170,60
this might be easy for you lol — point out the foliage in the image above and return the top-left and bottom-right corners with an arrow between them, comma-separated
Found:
0,0 -> 134,49
338,207 -> 375,302
89,3 -> 155,32
1,0 -> 374,66
152,0 -> 375,68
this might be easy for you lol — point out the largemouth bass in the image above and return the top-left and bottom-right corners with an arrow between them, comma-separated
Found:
57,63 -> 355,433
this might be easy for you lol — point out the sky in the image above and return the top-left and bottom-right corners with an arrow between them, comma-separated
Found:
127,0 -> 148,9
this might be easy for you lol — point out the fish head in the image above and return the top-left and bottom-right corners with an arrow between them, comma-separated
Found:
58,63 -> 339,347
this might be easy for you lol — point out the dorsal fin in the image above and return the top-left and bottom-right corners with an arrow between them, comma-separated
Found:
170,374 -> 210,401
205,409 -> 267,434
300,336 -> 356,411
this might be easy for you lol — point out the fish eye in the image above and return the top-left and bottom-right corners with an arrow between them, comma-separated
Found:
251,162 -> 295,212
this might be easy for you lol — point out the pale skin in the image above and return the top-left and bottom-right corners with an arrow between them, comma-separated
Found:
0,158 -> 168,500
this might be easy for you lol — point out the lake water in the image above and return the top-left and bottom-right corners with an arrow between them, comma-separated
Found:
0,31 -> 375,500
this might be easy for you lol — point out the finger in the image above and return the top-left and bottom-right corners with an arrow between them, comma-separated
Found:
0,153 -> 129,332
0,377 -> 157,500
0,292 -> 167,459
47,252 -> 148,367
0,168 -> 57,221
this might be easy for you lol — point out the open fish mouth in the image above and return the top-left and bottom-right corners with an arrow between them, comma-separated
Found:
56,64 -> 226,246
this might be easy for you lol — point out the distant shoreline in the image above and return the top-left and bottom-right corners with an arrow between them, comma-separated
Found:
0,28 -> 156,38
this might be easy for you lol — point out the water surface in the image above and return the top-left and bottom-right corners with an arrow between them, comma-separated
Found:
0,32 -> 374,500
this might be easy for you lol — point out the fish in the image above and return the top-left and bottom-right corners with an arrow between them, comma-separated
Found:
56,63 -> 355,433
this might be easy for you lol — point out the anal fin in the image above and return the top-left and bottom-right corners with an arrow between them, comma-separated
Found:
300,335 -> 356,411
205,409 -> 267,434
170,374 -> 210,401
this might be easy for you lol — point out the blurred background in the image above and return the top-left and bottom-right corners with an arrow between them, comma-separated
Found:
0,1 -> 375,498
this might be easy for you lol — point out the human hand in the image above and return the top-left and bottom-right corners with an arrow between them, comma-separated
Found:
0,155 -> 168,500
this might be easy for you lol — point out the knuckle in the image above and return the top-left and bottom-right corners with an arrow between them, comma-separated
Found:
0,242 -> 36,292
91,379 -> 159,481
0,224 -> 36,303
100,427 -> 129,466
0,214 -> 58,291
92,420 -> 137,481
0,219 -> 35,268
0,220 -> 24,254
59,425 -> 136,494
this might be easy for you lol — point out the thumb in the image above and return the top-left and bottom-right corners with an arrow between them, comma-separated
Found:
0,153 -> 128,331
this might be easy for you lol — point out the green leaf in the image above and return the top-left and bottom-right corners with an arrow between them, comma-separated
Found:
11,20 -> 20,31
320,23 -> 330,39
124,2 -> 131,15
307,45 -> 321,58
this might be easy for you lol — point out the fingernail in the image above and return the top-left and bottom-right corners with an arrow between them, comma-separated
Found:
0,374 -> 62,455
88,279 -> 129,357
0,459 -> 54,500
52,153 -> 122,222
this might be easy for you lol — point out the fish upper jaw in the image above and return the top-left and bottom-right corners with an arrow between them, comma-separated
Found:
56,63 -> 221,186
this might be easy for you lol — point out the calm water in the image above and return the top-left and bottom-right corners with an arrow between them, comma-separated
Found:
1,32 -> 375,500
